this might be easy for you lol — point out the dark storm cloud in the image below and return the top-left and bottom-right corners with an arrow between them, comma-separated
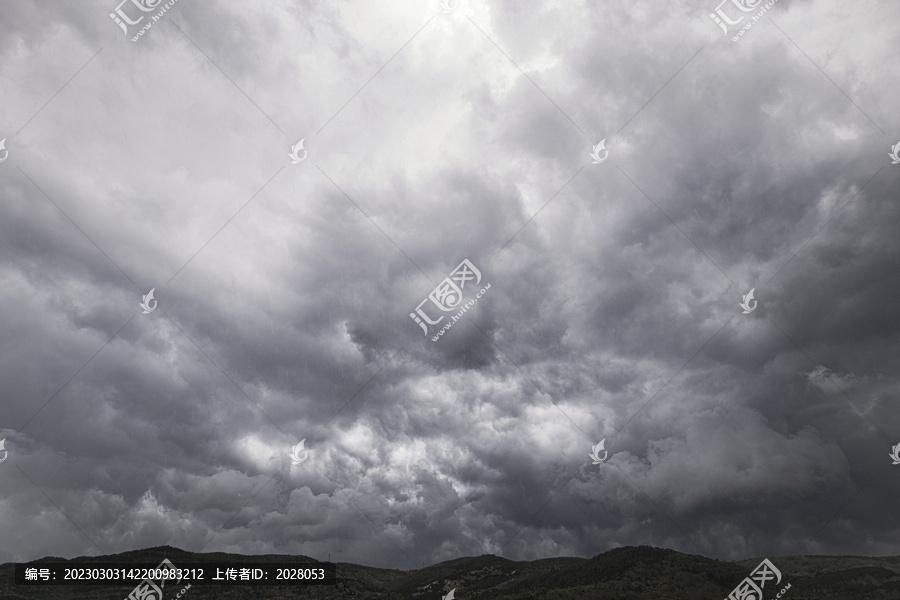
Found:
0,0 -> 898,570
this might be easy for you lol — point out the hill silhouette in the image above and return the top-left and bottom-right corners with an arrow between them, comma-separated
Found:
2,545 -> 899,599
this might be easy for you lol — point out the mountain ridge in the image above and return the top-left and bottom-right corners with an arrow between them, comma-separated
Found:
2,545 -> 899,599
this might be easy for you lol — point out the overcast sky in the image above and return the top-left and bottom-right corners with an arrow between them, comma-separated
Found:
1,0 -> 899,571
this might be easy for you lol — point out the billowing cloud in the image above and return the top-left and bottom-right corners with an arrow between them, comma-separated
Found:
0,0 -> 898,570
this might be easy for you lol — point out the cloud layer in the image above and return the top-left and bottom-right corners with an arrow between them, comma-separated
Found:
1,0 -> 899,569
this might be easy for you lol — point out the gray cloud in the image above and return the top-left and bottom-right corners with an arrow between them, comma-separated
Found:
0,0 -> 898,570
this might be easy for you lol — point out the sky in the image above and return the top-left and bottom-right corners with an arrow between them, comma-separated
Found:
1,0 -> 899,571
